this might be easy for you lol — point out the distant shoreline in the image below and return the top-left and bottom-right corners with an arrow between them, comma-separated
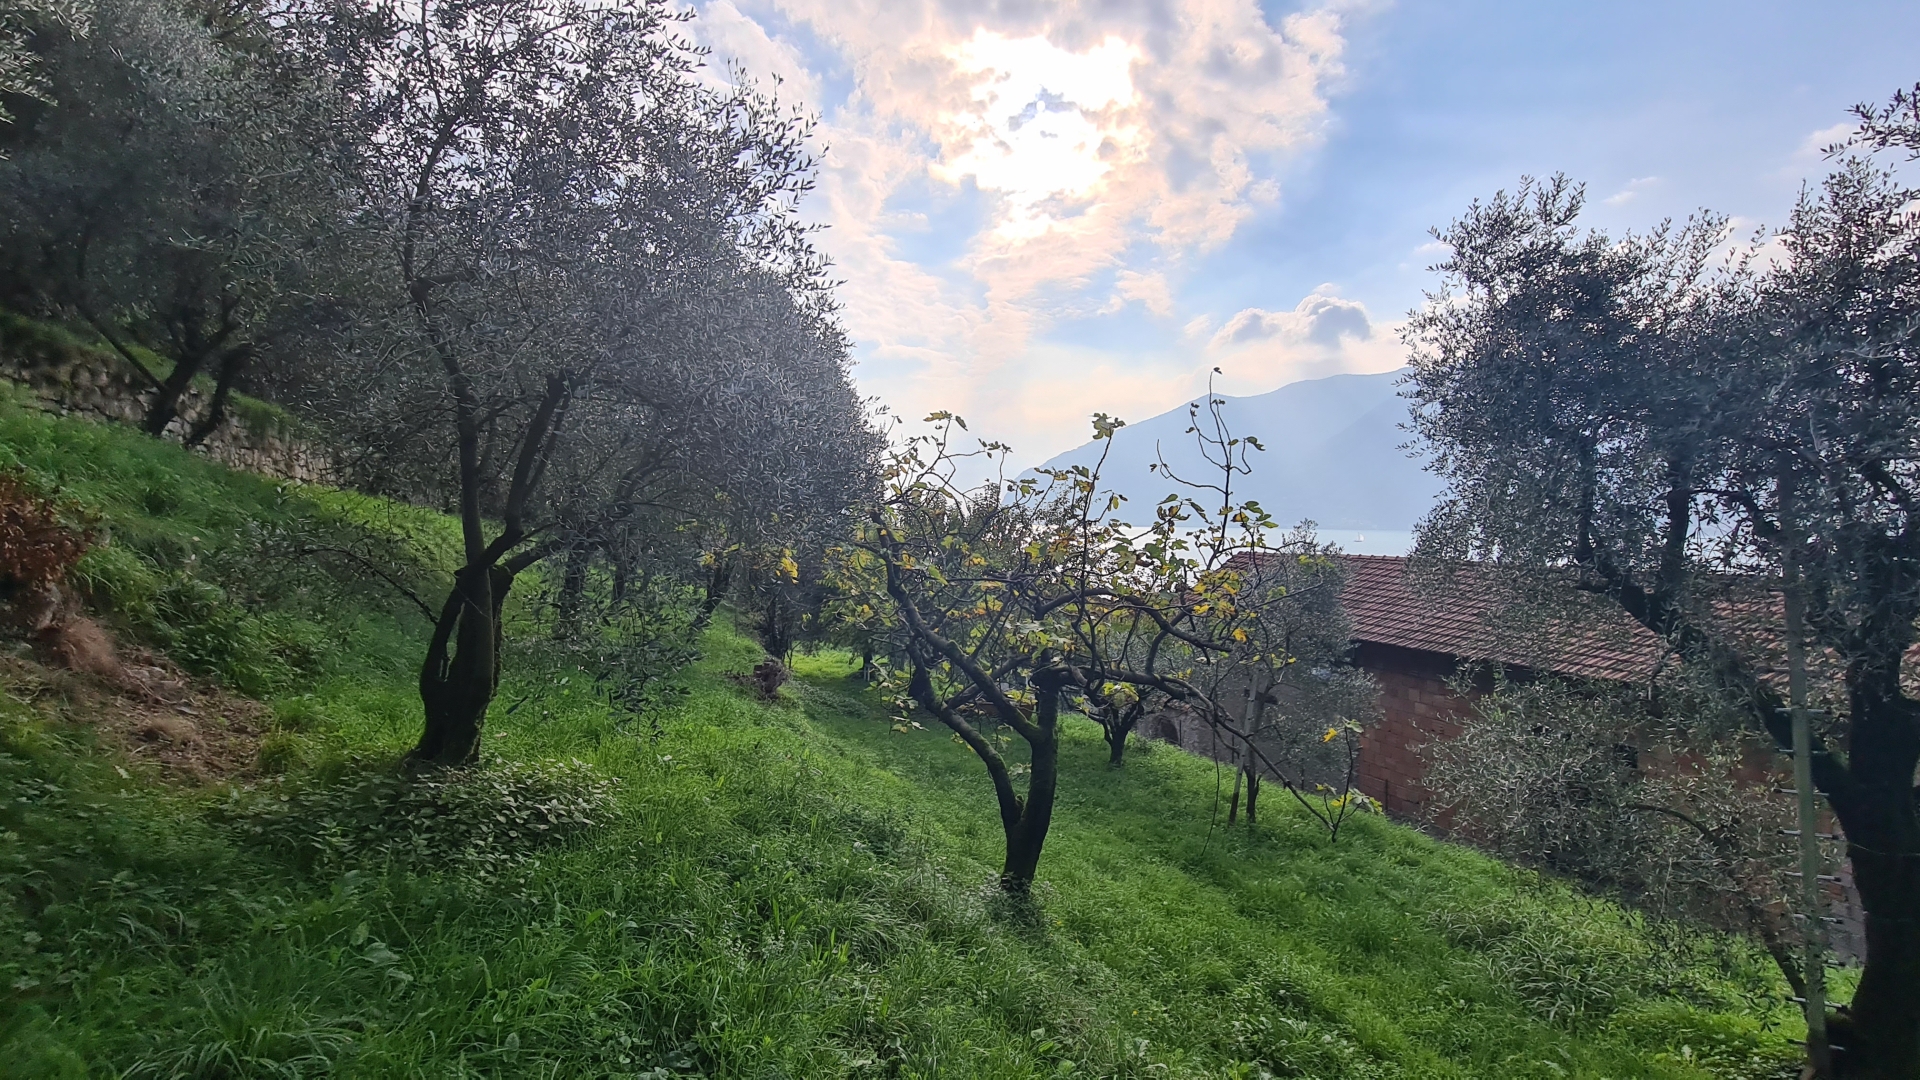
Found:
1315,529 -> 1414,556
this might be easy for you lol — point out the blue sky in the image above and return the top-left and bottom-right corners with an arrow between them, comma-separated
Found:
689,0 -> 1920,466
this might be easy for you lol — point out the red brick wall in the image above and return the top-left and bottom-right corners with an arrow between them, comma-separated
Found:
1350,642 -> 1473,818
1136,642 -> 1476,816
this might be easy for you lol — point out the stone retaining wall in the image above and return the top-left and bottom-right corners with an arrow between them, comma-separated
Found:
1,320 -> 337,485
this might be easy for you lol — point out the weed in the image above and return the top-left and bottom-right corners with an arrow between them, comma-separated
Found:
221,759 -> 616,882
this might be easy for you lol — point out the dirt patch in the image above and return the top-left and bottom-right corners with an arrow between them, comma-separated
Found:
0,641 -> 271,783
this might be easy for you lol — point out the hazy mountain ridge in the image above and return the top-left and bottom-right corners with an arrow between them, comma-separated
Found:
1035,369 -> 1443,534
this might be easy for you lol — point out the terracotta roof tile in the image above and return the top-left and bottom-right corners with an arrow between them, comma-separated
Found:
1336,553 -> 1666,680
1335,555 -> 1666,681
1231,552 -> 1667,682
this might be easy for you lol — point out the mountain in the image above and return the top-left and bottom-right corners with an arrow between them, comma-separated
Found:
1034,369 -> 1443,546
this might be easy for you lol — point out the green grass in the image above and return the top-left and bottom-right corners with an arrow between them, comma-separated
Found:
0,400 -> 1804,1078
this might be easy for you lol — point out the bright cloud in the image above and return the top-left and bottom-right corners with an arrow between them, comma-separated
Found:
1106,269 -> 1175,316
691,0 -> 1364,460
937,31 -> 1142,241
1203,287 -> 1402,396
1212,290 -> 1372,349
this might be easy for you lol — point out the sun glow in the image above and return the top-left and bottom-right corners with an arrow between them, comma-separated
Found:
935,30 -> 1142,241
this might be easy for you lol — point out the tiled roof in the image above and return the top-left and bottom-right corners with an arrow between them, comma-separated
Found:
1331,555 -> 1665,681
1221,553 -> 1668,682
1241,553 -> 1920,694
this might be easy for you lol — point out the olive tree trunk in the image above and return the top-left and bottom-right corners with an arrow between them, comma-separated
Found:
411,564 -> 515,766
1821,675 -> 1920,1079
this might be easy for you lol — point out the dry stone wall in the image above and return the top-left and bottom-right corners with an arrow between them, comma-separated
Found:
1,320 -> 337,485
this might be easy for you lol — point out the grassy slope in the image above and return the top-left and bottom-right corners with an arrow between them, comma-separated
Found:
0,399 -> 1802,1079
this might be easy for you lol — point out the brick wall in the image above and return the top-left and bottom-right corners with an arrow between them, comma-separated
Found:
1137,641 -> 1476,814
1350,642 -> 1472,818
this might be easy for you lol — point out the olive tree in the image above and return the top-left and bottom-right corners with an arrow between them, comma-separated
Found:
290,0 -> 866,765
0,0 -> 88,123
1422,674 -> 1807,994
1403,108 -> 1920,1074
0,0 -> 336,441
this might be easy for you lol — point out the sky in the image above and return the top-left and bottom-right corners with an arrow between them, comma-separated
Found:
686,0 -> 1920,468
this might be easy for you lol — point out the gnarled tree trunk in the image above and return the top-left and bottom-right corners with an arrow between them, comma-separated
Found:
411,563 -> 516,766
1820,671 -> 1920,1079
142,359 -> 201,438
182,346 -> 250,448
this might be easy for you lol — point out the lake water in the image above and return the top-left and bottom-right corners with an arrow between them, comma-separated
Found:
1311,529 -> 1415,556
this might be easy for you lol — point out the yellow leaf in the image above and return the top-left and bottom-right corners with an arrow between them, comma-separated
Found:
1232,627 -> 1248,642
1322,727 -> 1340,743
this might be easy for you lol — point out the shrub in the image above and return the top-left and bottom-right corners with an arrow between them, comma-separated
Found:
269,695 -> 329,733
148,575 -> 286,693
254,731 -> 308,775
0,469 -> 94,606
220,758 -> 617,882
70,543 -> 161,616
1609,1003 -> 1799,1079
1434,899 -> 1656,1027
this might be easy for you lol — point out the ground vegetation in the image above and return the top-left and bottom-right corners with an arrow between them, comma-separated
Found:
0,400 -> 1808,1078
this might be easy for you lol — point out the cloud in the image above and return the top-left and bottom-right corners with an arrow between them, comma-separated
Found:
688,1 -> 823,100
1795,122 -> 1855,163
1603,176 -> 1661,207
689,0 -> 1354,460
936,30 -> 1143,242
1713,214 -> 1793,275
1209,288 -> 1372,350
1105,269 -> 1175,316
1200,287 -> 1403,400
